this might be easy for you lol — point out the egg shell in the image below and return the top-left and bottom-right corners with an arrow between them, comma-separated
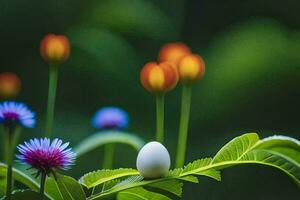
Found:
136,141 -> 171,178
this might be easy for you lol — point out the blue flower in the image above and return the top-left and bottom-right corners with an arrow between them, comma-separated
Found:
17,138 -> 76,174
92,107 -> 129,130
0,101 -> 35,128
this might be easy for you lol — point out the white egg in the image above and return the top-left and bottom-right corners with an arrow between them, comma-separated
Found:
136,141 -> 171,178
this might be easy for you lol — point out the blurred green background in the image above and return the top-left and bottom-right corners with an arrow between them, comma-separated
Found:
0,0 -> 299,199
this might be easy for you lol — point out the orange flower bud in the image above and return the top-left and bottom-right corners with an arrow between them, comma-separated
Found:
178,54 -> 205,84
140,62 -> 178,94
158,43 -> 191,66
40,34 -> 70,64
0,72 -> 21,98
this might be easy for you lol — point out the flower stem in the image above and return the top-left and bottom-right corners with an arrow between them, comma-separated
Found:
45,64 -> 59,137
102,144 -> 115,169
5,126 -> 21,200
1,125 -> 8,163
176,85 -> 192,168
11,126 -> 21,154
156,94 -> 165,143
40,172 -> 46,200
5,129 -> 12,200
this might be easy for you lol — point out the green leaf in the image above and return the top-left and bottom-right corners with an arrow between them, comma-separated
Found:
210,133 -> 300,185
101,179 -> 121,191
143,180 -> 183,200
56,175 -> 86,200
87,133 -> 300,200
89,175 -> 183,200
117,187 -> 170,200
196,170 -> 221,182
79,168 -> 139,189
181,158 -> 221,181
113,175 -> 144,189
176,176 -> 199,183
10,190 -> 49,200
166,168 -> 182,177
45,177 -> 63,200
212,133 -> 260,163
255,135 -> 300,164
176,133 -> 300,185
117,178 -> 182,200
182,158 -> 213,172
166,169 -> 199,183
74,131 -> 145,157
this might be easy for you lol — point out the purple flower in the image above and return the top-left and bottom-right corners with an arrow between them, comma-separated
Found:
0,101 -> 35,128
17,138 -> 76,174
92,107 -> 129,130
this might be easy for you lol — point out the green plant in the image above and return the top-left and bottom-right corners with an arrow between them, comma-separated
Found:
0,133 -> 299,199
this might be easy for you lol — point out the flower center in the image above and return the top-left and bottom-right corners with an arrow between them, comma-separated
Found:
3,112 -> 19,120
102,122 -> 120,129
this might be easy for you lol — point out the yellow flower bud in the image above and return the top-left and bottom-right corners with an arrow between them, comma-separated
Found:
40,34 -> 70,64
178,54 -> 205,84
140,62 -> 178,94
158,43 -> 191,66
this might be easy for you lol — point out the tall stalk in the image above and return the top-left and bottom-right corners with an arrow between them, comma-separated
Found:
156,94 -> 165,143
5,127 -> 12,200
102,144 -> 115,169
45,65 -> 58,137
4,126 -> 21,199
176,85 -> 192,167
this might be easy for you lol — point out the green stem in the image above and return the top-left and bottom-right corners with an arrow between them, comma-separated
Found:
175,85 -> 192,168
11,126 -> 21,153
6,126 -> 22,199
1,125 -> 9,163
40,172 -> 46,200
5,126 -> 21,199
5,128 -> 12,200
45,65 -> 59,138
156,94 -> 165,143
102,144 -> 115,169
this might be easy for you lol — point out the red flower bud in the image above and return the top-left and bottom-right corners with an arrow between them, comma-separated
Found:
0,72 -> 21,98
40,34 -> 70,64
140,62 -> 178,94
158,43 -> 191,66
178,54 -> 205,84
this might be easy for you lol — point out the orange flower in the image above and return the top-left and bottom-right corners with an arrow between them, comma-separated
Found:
158,43 -> 191,66
0,72 -> 21,98
140,62 -> 178,93
178,54 -> 205,84
40,34 -> 70,64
